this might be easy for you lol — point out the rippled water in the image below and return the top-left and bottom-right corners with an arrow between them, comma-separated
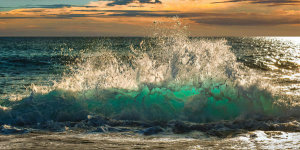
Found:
1,37 -> 299,99
0,22 -> 299,149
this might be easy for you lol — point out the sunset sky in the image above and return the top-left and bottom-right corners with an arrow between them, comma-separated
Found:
0,0 -> 300,36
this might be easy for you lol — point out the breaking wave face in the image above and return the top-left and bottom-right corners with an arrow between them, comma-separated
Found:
0,19 -> 292,126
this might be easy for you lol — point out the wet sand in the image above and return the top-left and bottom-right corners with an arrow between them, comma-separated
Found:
0,130 -> 299,150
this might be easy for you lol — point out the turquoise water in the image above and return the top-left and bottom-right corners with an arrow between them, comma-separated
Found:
0,35 -> 299,128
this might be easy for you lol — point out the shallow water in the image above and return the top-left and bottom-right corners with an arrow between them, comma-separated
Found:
0,131 -> 299,149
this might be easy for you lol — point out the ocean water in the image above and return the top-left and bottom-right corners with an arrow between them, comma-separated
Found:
0,22 -> 300,149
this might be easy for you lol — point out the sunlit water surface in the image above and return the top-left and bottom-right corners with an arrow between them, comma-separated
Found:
0,23 -> 299,149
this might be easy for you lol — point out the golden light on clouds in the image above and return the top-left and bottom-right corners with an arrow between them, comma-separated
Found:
0,0 -> 299,36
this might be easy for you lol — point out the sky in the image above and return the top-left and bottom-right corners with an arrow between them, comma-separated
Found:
0,0 -> 299,36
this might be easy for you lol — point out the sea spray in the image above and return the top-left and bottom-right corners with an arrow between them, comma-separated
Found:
0,18 -> 284,126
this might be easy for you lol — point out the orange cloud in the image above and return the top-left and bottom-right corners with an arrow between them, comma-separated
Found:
0,0 -> 299,36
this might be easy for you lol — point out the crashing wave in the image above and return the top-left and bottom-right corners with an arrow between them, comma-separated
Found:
0,18 -> 297,132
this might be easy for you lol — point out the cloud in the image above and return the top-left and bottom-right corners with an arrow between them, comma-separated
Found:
71,9 -> 217,18
1,1 -> 299,27
213,0 -> 300,6
0,17 -> 37,19
19,10 -> 44,12
54,14 -> 92,19
106,0 -> 162,6
101,11 -> 300,26
25,4 -> 97,9
192,15 -> 300,26
0,0 -> 97,11
0,10 -> 206,20
0,10 -> 175,19
0,5 -> 74,12
107,11 -> 213,18
25,4 -> 73,9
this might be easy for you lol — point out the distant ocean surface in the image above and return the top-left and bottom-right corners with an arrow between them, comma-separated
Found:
0,35 -> 299,149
